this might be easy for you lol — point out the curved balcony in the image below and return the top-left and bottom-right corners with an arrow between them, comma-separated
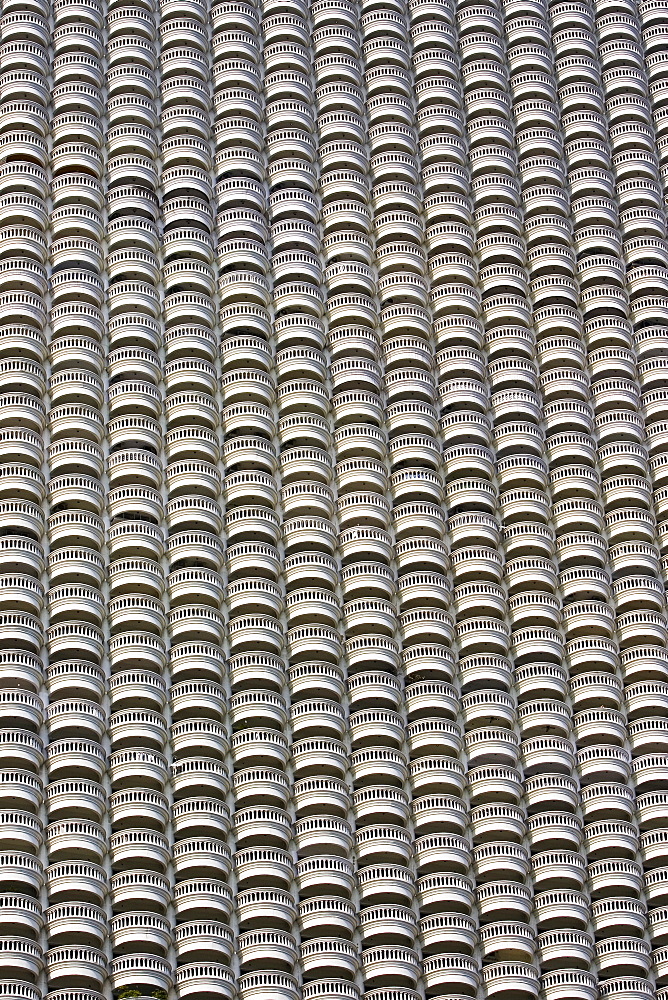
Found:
354,825 -> 411,868
591,896 -> 648,942
361,944 -> 419,987
599,981 -> 653,1000
47,737 -> 104,780
45,943 -> 106,986
291,737 -> 345,779
221,651 -> 280,694
357,864 -> 414,909
237,928 -> 297,971
294,816 -> 353,861
407,715 -> 461,757
109,907 -> 172,957
296,854 -> 355,900
530,844 -> 587,890
298,896 -> 356,942
286,661 -> 343,707
0,892 -> 43,940
478,961 -> 539,998
352,785 -> 409,828
629,717 -> 668,754
300,937 -> 359,981
526,808 -> 584,850
108,826 -> 169,871
230,690 -> 288,733
540,970 -> 597,1000
588,854 -> 643,897
109,954 -> 172,994
467,764 -> 523,806
108,771 -> 169,822
234,767 -> 289,808
0,809 -> 42,852
235,885 -> 294,934
0,687 -> 42,730
45,856 -> 106,901
173,919 -> 234,964
532,886 -> 592,932
236,971 -> 299,1000
526,768 -> 577,810
172,873 -> 234,923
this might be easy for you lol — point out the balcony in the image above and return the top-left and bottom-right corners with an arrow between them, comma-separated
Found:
355,825 -> 411,867
109,954 -> 172,994
230,690 -> 287,731
292,738 -> 345,779
173,920 -> 234,963
46,857 -> 106,903
592,896 -> 648,941
599,981 -> 653,1000
523,772 -> 580,813
110,909 -> 171,954
220,650 -> 275,693
237,928 -> 297,971
361,945 -> 419,987
172,877 -> 233,922
295,815 -> 353,859
172,797 -> 230,840
297,855 -> 354,898
109,828 -> 169,872
588,856 -> 643,898
572,704 -> 626,745
300,938 -> 360,981
237,972 -> 298,1000
236,887 -> 295,931
298,897 -> 356,943
540,970 -> 597,1000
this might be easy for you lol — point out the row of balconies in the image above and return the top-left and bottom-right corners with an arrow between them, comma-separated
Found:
9,722 -> 657,821
48,453 -> 655,541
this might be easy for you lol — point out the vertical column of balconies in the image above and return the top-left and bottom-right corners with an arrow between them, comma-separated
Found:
318,11 -> 408,999
511,1 -> 662,993
639,0 -> 668,586
452,3 -> 552,998
0,0 -> 49,996
546,0 -> 666,994
411,0 -> 524,994
44,0 -> 110,995
370,1 -> 483,997
104,0 -> 174,996
503,3 -> 619,997
596,0 -> 668,587
351,2 -> 438,996
608,0 -> 668,406
642,0 -> 668,227
309,2 -> 386,997
160,0 -> 236,997
212,8 -> 279,997
592,0 -> 668,992
213,1 -> 298,997
637,3 -> 668,990
552,2 -> 663,994
266,0 -> 367,994
225,0 -> 302,992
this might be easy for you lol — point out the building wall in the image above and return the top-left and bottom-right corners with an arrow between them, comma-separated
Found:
0,0 -> 668,997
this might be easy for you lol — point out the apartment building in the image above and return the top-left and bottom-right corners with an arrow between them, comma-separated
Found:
0,0 -> 667,996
